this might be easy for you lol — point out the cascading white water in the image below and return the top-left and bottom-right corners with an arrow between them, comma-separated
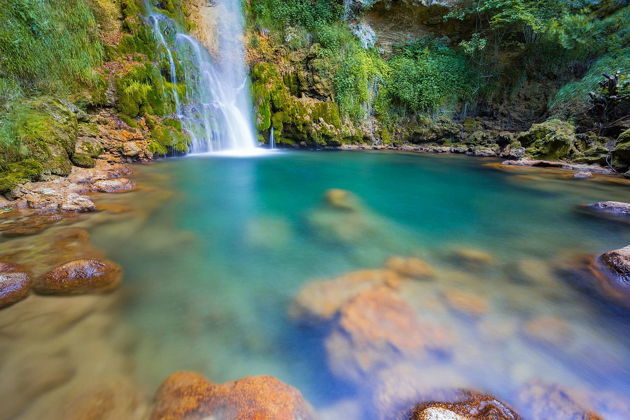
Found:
145,0 -> 258,154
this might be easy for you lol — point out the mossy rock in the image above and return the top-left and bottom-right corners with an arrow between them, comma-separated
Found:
71,153 -> 96,168
612,131 -> 630,172
518,119 -> 579,161
148,118 -> 188,155
8,98 -> 79,176
0,160 -> 44,194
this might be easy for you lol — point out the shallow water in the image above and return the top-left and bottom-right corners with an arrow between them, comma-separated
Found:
2,151 -> 630,419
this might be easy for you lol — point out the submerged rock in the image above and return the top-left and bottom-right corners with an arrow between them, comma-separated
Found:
0,262 -> 32,308
325,286 -> 454,383
35,258 -> 122,295
386,256 -> 434,279
449,247 -> 496,269
150,372 -> 314,420
409,392 -> 520,420
442,288 -> 489,317
578,201 -> 630,223
93,178 -> 135,193
518,381 -> 602,420
289,268 -> 402,325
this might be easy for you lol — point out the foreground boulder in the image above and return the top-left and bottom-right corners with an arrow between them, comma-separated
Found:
0,262 -> 32,308
35,258 -> 122,295
409,391 -> 520,420
150,372 -> 314,420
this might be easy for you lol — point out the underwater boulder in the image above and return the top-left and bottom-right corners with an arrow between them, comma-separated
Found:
150,371 -> 315,420
35,258 -> 122,295
448,247 -> 496,270
0,262 -> 32,308
289,268 -> 402,326
517,381 -> 602,420
385,256 -> 434,279
578,201 -> 630,223
324,286 -> 455,384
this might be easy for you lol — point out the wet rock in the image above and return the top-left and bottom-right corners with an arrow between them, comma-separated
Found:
122,141 -> 142,157
574,171 -> 593,179
35,259 -> 122,295
150,371 -> 314,420
518,381 -> 602,420
578,201 -> 630,223
442,288 -> 489,317
409,391 -> 520,420
0,213 -> 63,237
449,247 -> 496,269
289,269 -> 402,325
386,256 -> 434,279
325,286 -> 454,383
92,178 -> 135,193
0,262 -> 32,308
599,245 -> 630,283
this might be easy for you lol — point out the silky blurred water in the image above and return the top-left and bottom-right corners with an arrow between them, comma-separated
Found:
88,151 -> 630,416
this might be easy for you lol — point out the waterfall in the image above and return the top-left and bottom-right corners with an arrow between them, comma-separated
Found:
145,0 -> 258,154
269,126 -> 275,149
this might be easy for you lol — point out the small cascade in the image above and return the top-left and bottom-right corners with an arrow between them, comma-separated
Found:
269,127 -> 275,149
144,0 -> 258,154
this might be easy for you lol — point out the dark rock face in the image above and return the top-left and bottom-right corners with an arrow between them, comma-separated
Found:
0,262 -> 32,308
517,381 -> 602,420
600,245 -> 630,282
409,391 -> 520,420
35,258 -> 122,295
150,372 -> 314,420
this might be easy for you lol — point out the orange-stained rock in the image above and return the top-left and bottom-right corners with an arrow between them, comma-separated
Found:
92,178 -> 135,193
325,286 -> 454,383
449,248 -> 496,269
0,262 -> 32,308
386,256 -> 434,279
409,391 -> 520,420
35,259 -> 122,295
518,381 -> 602,420
523,316 -> 573,348
150,372 -> 315,420
289,269 -> 402,325
442,288 -> 489,317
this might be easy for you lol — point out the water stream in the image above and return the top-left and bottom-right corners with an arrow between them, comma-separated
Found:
145,0 -> 257,153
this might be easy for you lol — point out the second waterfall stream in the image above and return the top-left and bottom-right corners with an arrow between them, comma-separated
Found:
145,0 -> 258,154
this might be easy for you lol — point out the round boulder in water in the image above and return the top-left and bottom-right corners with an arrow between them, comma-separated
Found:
0,262 -> 32,308
35,259 -> 122,295
150,371 -> 315,420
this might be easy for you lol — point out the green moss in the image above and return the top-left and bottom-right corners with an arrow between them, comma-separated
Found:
71,153 -> 96,168
0,159 -> 44,193
115,63 -> 175,118
518,119 -> 580,161
149,118 -> 188,155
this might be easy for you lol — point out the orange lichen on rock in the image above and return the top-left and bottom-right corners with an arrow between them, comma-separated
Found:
151,372 -> 314,420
